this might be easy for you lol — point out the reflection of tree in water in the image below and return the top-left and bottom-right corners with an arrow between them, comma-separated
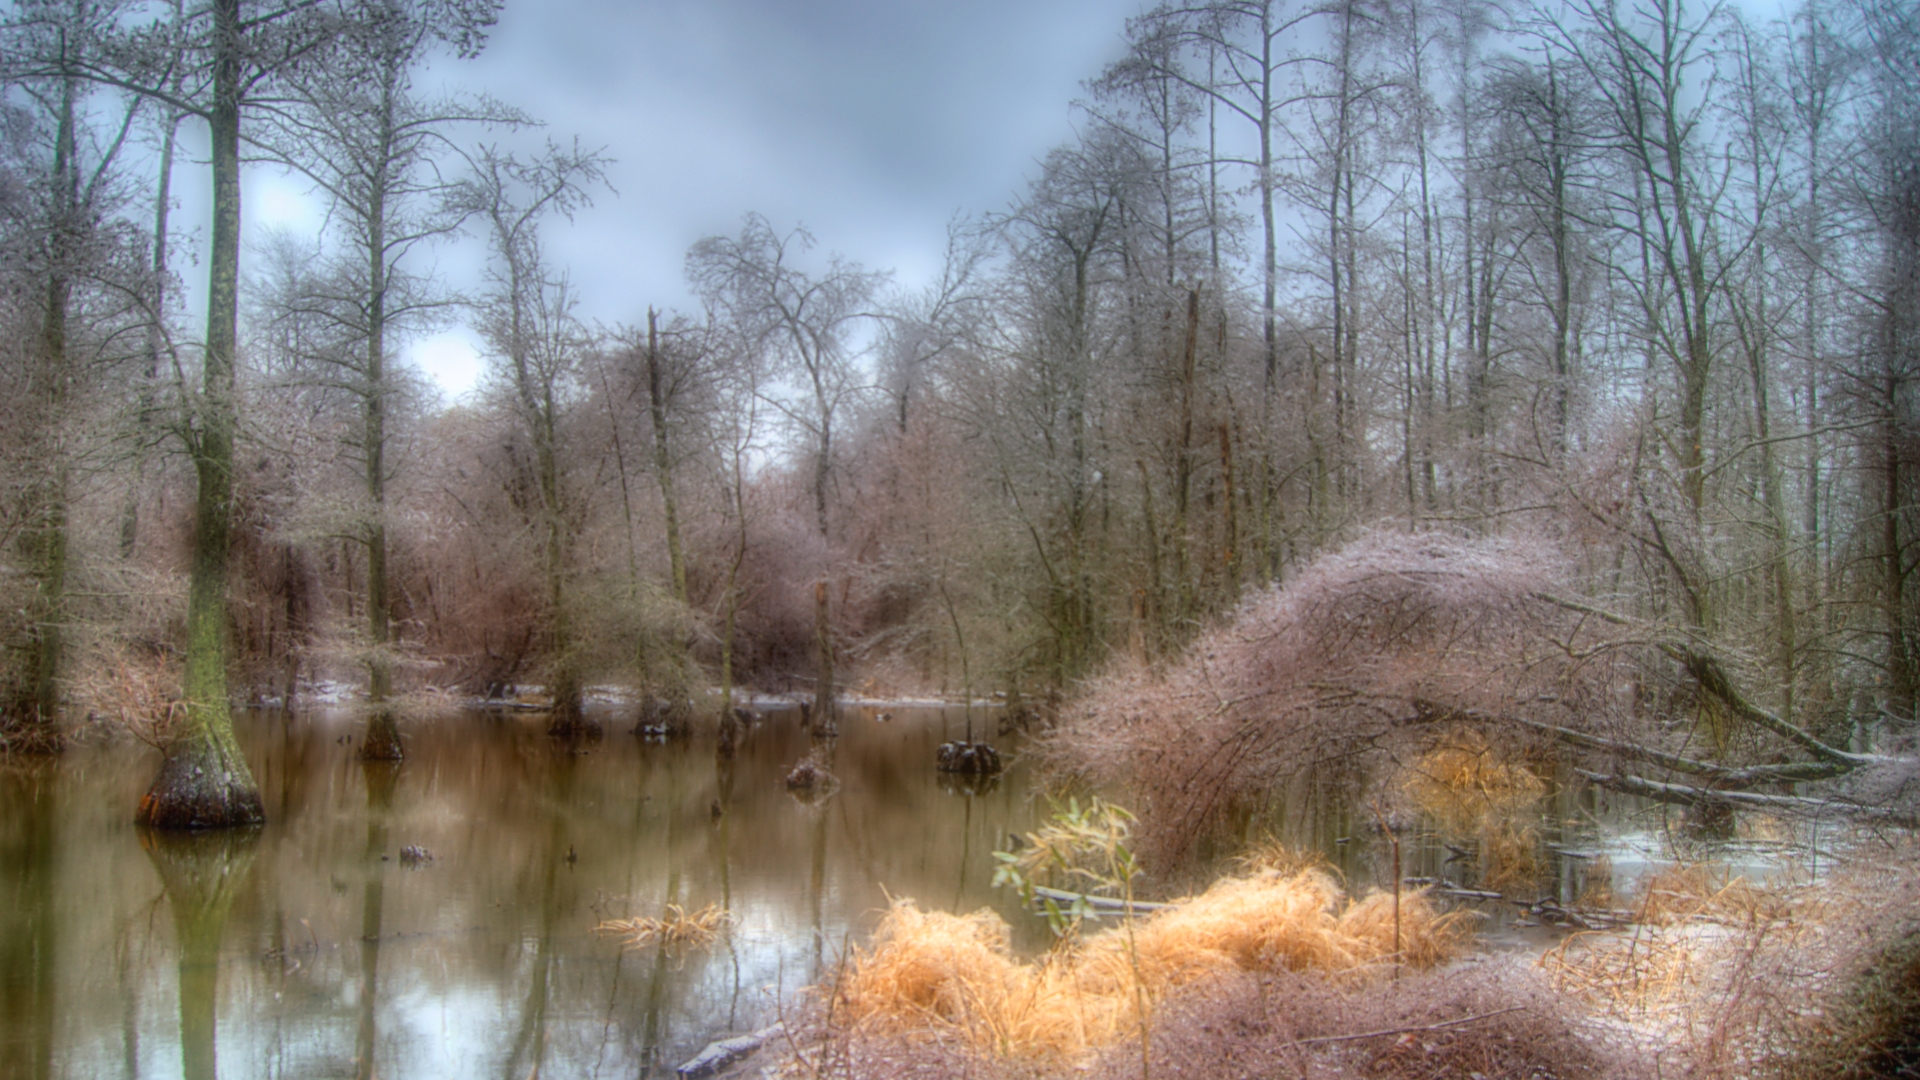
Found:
1,762 -> 57,1080
714,745 -> 743,1031
354,761 -> 400,1080
500,743 -> 581,1080
636,744 -> 687,1077
805,736 -> 837,981
938,771 -> 1001,798
952,785 -> 973,912
142,828 -> 259,1080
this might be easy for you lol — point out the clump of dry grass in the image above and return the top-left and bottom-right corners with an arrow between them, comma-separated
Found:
1632,863 -> 1793,926
832,868 -> 1473,1061
1538,862 -> 1803,1031
1401,730 -> 1552,896
1539,924 -> 1720,1019
1230,838 -> 1331,877
1402,729 -> 1547,827
594,902 -> 732,950
70,645 -> 186,748
1478,819 -> 1545,895
1534,847 -> 1920,1080
1575,852 -> 1619,908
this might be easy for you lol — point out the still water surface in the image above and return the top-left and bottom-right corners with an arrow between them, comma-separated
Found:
1,702 -> 1798,1080
0,704 -> 1040,1080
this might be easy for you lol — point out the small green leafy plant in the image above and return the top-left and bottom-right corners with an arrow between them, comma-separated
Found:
993,796 -> 1140,938
995,796 -> 1154,1078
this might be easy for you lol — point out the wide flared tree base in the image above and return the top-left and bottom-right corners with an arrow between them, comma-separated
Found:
137,737 -> 265,830
359,709 -> 404,761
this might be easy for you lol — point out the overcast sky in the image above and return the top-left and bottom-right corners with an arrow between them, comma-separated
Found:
211,0 -> 1146,400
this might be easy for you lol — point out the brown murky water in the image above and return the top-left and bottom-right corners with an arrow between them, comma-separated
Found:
1,702 -> 1798,1080
0,703 -> 1040,1080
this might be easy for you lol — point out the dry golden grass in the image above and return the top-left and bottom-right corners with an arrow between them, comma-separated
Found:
1401,731 -> 1551,895
1479,819 -> 1545,894
1540,926 -> 1717,1018
1229,837 -> 1331,877
70,646 -> 186,749
1634,863 -> 1793,926
832,868 -> 1473,1061
595,902 -> 732,949
1402,730 -> 1547,819
1578,853 -> 1619,909
1536,858 -> 1829,1075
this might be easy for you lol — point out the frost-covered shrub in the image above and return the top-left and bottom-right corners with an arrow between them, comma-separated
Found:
1045,531 -> 1629,869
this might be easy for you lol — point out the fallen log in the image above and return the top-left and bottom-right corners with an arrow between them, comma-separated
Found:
1400,877 -> 1504,902
1578,770 -> 1918,828
676,1023 -> 783,1078
1028,885 -> 1173,915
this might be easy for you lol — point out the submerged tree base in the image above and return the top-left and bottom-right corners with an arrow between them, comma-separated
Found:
137,734 -> 265,830
360,708 -> 404,761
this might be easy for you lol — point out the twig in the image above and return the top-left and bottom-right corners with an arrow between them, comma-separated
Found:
1282,1005 -> 1529,1048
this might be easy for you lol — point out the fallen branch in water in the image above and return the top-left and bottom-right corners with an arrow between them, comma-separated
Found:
1577,770 -> 1919,828
1530,593 -> 1888,771
1027,884 -> 1174,914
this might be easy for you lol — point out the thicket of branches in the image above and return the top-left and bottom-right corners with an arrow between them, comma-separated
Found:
1046,532 -> 1627,866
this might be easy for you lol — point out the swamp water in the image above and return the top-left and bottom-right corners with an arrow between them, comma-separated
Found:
0,704 -> 1800,1079
0,704 -> 1042,1080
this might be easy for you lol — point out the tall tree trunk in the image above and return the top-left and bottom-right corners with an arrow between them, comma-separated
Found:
361,67 -> 402,760
810,365 -> 836,732
139,0 -> 263,827
9,70 -> 80,753
125,101 -> 179,559
646,310 -> 688,606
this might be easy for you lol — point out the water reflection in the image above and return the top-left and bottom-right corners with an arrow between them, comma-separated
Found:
1,761 -> 57,1080
355,761 -> 398,1080
0,705 -> 1037,1078
143,830 -> 259,1080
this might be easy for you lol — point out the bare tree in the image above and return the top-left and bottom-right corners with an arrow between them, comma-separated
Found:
0,0 -> 146,751
30,0 -> 362,825
261,0 -> 509,756
689,214 -> 885,729
463,140 -> 607,734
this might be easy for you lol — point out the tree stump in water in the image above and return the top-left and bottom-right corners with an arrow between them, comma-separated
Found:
137,731 -> 265,830
784,750 -> 840,807
785,756 -> 836,792
937,740 -> 1003,776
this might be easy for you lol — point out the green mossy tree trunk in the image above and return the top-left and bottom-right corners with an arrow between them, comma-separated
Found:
137,0 -> 263,829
